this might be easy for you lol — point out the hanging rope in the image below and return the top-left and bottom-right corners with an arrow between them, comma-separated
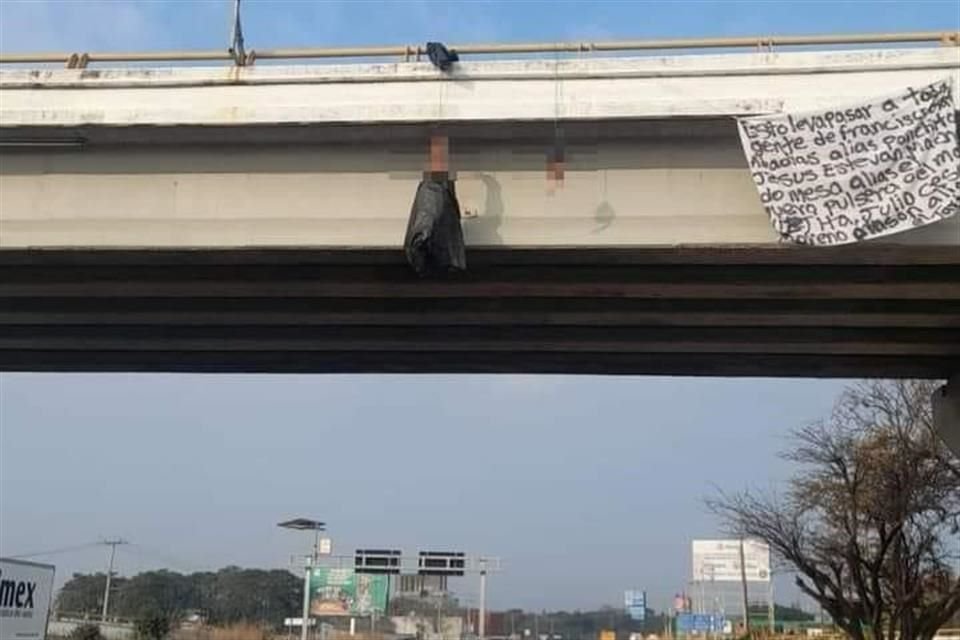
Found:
548,45 -> 566,186
229,0 -> 246,66
432,51 -> 449,176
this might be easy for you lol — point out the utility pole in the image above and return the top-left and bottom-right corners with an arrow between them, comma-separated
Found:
479,559 -> 488,640
698,573 -> 706,615
767,579 -> 775,634
100,538 -> 128,622
738,539 -> 751,636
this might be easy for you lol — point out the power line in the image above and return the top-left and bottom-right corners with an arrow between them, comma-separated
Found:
7,542 -> 102,559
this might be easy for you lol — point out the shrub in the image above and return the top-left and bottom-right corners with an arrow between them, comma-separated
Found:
136,614 -> 171,640
69,623 -> 104,640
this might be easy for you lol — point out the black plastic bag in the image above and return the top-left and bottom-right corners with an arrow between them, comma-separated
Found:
404,175 -> 467,276
426,42 -> 459,71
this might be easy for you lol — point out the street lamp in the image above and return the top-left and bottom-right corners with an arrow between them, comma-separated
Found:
279,518 -> 326,640
478,558 -> 487,640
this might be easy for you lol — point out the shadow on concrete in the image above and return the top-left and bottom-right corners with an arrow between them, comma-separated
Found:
462,172 -> 504,246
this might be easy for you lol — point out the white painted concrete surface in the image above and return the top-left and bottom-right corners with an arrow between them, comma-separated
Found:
0,48 -> 957,248
1,139 -> 782,247
2,139 -> 956,248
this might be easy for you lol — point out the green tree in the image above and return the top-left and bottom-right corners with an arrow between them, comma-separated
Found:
203,567 -> 301,627
57,573 -> 127,617
116,570 -> 193,621
56,567 -> 301,630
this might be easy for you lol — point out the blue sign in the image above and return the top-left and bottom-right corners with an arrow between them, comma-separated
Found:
624,590 -> 646,621
676,614 -> 725,635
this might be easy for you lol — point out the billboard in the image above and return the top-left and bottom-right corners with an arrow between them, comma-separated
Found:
623,590 -> 646,621
355,549 -> 401,575
676,613 -> 726,635
308,568 -> 388,616
0,558 -> 55,640
692,539 -> 770,582
418,551 -> 465,577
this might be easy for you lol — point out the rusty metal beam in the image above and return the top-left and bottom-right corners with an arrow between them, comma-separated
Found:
1,30 -> 956,68
1,246 -> 957,378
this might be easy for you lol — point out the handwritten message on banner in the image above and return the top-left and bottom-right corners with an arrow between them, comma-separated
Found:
738,78 -> 959,245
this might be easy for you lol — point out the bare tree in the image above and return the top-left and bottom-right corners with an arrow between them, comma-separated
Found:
708,380 -> 960,640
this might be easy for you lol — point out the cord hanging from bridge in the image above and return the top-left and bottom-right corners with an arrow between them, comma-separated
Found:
229,0 -> 246,66
547,45 -> 566,187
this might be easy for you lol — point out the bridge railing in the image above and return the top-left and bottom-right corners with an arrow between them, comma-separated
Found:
0,30 -> 957,69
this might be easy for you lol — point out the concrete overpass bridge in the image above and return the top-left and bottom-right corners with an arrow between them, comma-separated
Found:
0,33 -> 958,379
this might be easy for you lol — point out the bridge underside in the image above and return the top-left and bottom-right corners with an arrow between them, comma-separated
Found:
1,246 -> 956,378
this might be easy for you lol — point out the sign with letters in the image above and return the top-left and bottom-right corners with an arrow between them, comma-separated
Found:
624,590 -> 647,621
676,613 -> 726,635
738,78 -> 959,245
307,568 -> 388,617
692,539 -> 770,582
0,558 -> 55,640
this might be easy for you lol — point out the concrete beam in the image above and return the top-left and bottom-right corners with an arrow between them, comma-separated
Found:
934,376 -> 960,456
3,139 -> 957,249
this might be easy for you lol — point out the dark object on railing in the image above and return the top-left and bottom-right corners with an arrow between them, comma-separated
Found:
404,174 -> 466,276
426,42 -> 459,71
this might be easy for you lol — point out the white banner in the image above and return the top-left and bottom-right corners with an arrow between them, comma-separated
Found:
692,539 -> 770,582
738,78 -> 959,245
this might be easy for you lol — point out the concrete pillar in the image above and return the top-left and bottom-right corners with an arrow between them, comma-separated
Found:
933,375 -> 960,456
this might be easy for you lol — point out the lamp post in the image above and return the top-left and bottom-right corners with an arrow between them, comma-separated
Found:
279,518 -> 326,640
478,558 -> 488,640
738,539 -> 750,636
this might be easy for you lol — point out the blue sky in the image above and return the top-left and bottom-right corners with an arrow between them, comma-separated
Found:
1,0 -> 957,613
1,374 -> 845,611
1,0 -> 958,54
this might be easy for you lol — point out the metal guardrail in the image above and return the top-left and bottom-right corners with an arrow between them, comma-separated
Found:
0,30 -> 957,69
